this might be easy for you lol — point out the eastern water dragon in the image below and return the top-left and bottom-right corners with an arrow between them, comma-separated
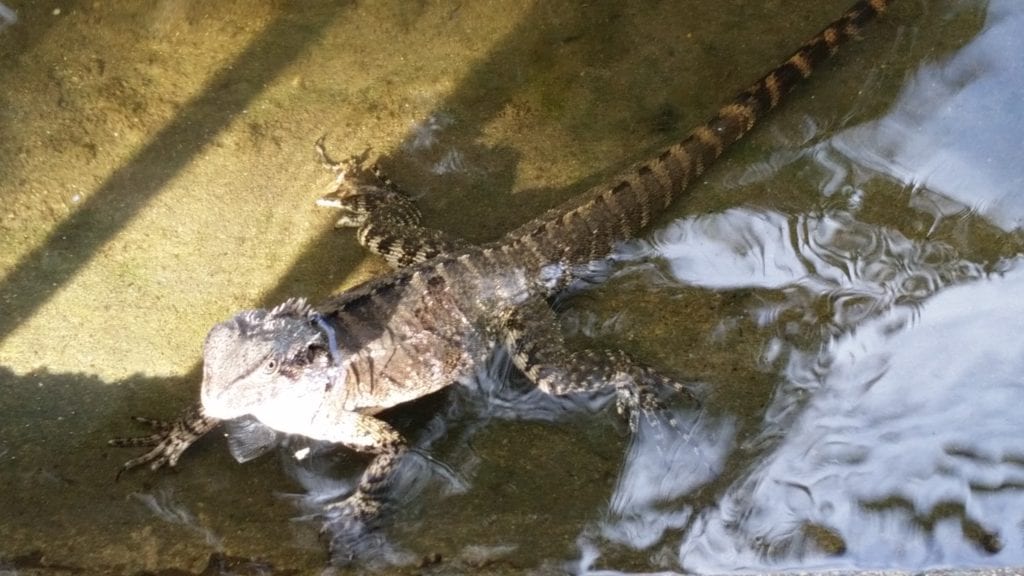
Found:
112,0 -> 895,563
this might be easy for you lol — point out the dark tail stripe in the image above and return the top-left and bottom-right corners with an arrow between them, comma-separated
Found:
509,0 -> 892,270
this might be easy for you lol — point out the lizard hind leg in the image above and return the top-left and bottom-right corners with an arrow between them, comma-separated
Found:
501,301 -> 699,432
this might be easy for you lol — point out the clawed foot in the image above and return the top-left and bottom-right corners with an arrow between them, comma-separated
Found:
615,372 -> 701,433
314,137 -> 391,229
320,496 -> 412,568
314,136 -> 372,185
108,406 -> 218,479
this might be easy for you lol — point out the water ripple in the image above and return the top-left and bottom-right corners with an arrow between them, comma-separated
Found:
622,207 -> 983,334
600,409 -> 735,550
677,258 -> 1024,572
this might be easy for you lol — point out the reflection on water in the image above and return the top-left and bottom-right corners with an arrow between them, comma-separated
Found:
676,258 -> 1024,571
629,207 -> 983,328
132,489 -> 223,549
828,0 -> 1024,233
0,3 -> 15,32
601,410 -> 734,551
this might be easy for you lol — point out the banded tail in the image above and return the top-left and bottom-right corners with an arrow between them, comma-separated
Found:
507,0 -> 893,272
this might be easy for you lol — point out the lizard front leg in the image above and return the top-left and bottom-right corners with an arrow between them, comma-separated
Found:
314,410 -> 409,565
315,137 -> 469,268
501,301 -> 697,430
108,403 -> 220,477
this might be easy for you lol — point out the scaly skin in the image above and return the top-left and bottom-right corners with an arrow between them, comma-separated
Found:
111,0 -> 895,564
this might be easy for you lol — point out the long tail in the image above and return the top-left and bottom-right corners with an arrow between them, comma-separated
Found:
508,0 -> 893,271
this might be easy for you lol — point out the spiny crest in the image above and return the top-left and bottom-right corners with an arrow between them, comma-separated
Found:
269,297 -> 316,319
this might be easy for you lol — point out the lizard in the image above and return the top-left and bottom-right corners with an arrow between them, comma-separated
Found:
111,0 -> 895,563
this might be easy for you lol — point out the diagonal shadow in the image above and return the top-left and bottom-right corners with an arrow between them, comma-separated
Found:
0,0 -> 355,344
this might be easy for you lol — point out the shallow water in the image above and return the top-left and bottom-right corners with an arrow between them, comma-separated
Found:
1,0 -> 1023,574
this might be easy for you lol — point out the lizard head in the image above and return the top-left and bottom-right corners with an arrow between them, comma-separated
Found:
199,297 -> 347,432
